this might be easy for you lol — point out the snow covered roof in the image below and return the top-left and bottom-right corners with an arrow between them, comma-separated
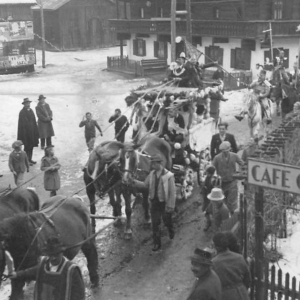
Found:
31,0 -> 70,10
0,0 -> 36,4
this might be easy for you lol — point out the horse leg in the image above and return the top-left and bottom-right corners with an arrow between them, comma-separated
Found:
142,191 -> 151,227
10,279 -> 25,300
81,241 -> 100,288
122,188 -> 132,240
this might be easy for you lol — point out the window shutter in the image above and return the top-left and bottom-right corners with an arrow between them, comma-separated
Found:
142,40 -> 146,56
245,49 -> 251,70
230,49 -> 236,68
133,39 -> 138,56
218,48 -> 224,66
154,41 -> 159,58
164,42 -> 168,59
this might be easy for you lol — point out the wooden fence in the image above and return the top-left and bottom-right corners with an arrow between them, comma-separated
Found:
249,260 -> 300,300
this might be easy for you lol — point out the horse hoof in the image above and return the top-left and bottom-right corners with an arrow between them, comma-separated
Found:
124,231 -> 132,240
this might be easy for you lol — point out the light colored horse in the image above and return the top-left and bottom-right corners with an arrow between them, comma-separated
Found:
245,91 -> 272,139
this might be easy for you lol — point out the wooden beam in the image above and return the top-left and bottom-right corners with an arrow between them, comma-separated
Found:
186,0 -> 192,42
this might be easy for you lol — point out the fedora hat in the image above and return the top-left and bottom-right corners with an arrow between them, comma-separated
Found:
12,140 -> 23,148
207,188 -> 225,201
41,236 -> 64,256
219,141 -> 231,151
38,94 -> 46,101
179,52 -> 186,59
213,232 -> 229,249
150,153 -> 163,163
190,248 -> 213,266
22,98 -> 31,105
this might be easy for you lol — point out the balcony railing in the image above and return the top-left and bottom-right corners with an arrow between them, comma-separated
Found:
110,19 -> 300,39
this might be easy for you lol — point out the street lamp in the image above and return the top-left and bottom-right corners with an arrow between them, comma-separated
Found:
38,0 -> 46,68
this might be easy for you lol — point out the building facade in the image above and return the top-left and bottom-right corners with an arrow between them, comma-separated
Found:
109,0 -> 300,75
32,0 -> 123,51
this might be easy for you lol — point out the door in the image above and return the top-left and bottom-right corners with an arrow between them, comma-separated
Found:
88,18 -> 103,48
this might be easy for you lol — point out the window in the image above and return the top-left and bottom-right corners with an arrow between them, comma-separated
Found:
159,7 -> 164,18
154,41 -> 168,59
205,45 -> 223,65
214,8 -> 219,19
273,0 -> 283,20
133,39 -> 146,56
140,8 -> 144,19
231,48 -> 251,70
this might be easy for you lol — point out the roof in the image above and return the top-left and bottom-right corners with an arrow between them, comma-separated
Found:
31,0 -> 70,10
32,0 -> 115,10
0,0 -> 36,4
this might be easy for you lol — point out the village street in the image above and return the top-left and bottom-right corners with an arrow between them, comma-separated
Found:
0,46 -> 292,300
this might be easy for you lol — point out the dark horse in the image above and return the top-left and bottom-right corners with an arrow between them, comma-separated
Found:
0,195 -> 99,300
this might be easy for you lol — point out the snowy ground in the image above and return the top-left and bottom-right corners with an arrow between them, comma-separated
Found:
0,46 -> 299,299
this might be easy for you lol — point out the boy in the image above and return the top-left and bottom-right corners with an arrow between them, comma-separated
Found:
9,140 -> 29,186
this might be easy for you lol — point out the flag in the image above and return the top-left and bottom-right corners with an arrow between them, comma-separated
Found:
260,31 -> 271,49
184,39 -> 202,62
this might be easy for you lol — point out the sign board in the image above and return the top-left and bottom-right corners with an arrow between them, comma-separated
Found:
0,21 -> 34,42
248,158 -> 300,195
0,54 -> 35,69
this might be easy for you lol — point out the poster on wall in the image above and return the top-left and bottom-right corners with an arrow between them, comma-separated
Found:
0,22 -> 34,42
0,54 -> 35,69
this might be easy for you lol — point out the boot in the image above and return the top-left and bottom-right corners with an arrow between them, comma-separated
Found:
266,118 -> 272,125
234,113 -> 244,122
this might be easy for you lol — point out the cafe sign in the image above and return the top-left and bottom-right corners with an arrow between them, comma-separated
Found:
248,158 -> 300,195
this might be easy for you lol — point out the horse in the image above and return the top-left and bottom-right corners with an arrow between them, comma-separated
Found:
0,195 -> 99,300
244,91 -> 272,139
0,188 -> 40,221
119,135 -> 173,195
84,140 -> 149,239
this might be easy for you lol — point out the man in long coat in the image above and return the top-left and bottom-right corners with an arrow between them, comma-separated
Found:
36,94 -> 55,149
212,232 -> 251,300
17,98 -> 39,165
186,248 -> 222,300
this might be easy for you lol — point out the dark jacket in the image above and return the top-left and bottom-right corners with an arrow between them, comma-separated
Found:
210,133 -> 238,159
9,150 -> 29,173
109,114 -> 129,136
17,107 -> 39,148
41,156 -> 61,191
186,269 -> 222,300
212,250 -> 251,300
35,102 -> 55,139
17,256 -> 85,300
79,119 -> 102,142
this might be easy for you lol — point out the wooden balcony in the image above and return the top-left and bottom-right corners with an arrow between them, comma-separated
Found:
110,19 -> 300,39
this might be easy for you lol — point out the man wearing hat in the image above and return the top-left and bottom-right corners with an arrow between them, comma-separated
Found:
210,122 -> 238,160
213,141 -> 244,215
212,232 -> 251,300
186,248 -> 222,300
17,98 -> 39,165
168,53 -> 190,87
8,140 -> 29,186
132,153 -> 176,251
9,236 -> 85,300
204,187 -> 229,231
36,94 -> 55,149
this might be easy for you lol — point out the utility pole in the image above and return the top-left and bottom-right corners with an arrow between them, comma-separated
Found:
39,0 -> 46,68
186,0 -> 192,42
171,0 -> 177,62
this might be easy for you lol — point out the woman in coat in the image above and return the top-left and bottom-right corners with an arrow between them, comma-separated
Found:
212,232 -> 251,300
41,145 -> 61,197
36,94 -> 55,149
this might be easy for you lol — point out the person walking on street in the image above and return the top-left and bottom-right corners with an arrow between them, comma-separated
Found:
79,112 -> 102,152
132,154 -> 176,252
204,188 -> 229,232
186,248 -> 222,300
109,109 -> 129,143
9,236 -> 85,300
35,95 -> 55,149
213,141 -> 244,215
210,122 -> 238,160
8,140 -> 29,187
41,145 -> 61,197
17,98 -> 39,165
212,232 -> 251,300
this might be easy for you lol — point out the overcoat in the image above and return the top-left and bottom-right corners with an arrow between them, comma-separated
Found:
41,156 -> 61,191
17,107 -> 39,148
36,102 -> 55,139
210,133 -> 238,159
212,250 -> 251,300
